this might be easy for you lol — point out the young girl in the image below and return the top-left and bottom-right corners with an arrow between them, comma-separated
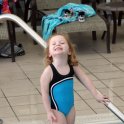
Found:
40,34 -> 109,124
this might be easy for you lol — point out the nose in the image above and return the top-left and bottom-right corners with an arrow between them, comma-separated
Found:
56,41 -> 61,46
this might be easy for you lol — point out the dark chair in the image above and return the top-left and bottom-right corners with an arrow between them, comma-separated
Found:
118,1 -> 124,26
24,0 -> 111,53
97,0 -> 124,26
97,0 -> 124,43
118,12 -> 123,26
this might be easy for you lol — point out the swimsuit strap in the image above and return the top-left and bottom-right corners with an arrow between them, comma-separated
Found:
50,63 -> 74,77
50,63 -> 60,76
50,64 -> 74,87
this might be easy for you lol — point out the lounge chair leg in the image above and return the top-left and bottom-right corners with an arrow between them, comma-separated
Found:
118,11 -> 123,26
31,13 -> 38,45
7,21 -> 16,62
92,31 -> 97,40
106,23 -> 111,53
101,31 -> 106,40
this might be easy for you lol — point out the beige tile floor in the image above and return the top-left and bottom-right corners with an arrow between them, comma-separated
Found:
0,23 -> 124,124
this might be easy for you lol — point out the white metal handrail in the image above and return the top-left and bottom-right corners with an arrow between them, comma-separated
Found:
97,90 -> 124,123
0,14 -> 47,48
1,14 -> 124,124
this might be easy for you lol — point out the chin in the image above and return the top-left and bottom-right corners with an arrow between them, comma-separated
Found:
54,51 -> 65,56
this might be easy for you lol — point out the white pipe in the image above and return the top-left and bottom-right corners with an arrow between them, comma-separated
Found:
97,90 -> 124,123
105,102 -> 124,123
0,14 -> 47,48
1,14 -> 124,123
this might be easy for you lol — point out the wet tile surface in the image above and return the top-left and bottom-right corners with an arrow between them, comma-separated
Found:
0,25 -> 124,124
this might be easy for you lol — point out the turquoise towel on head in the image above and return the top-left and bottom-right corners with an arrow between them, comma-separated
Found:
41,3 -> 96,41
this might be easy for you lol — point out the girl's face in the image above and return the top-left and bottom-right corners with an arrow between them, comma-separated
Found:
49,35 -> 71,57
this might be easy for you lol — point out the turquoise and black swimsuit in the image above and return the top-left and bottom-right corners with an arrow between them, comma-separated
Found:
49,64 -> 74,116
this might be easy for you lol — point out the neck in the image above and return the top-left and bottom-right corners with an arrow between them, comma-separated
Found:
52,54 -> 68,66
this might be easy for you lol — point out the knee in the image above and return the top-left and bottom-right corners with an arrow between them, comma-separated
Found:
52,110 -> 67,124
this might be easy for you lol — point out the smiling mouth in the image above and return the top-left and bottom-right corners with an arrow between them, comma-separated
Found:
55,47 -> 63,51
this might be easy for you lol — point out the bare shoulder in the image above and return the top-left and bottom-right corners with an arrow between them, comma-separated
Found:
42,65 -> 52,75
40,65 -> 53,82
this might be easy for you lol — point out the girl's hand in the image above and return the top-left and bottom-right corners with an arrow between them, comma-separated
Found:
47,110 -> 56,124
95,91 -> 110,105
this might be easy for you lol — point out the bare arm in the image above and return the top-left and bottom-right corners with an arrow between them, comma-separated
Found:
40,66 -> 52,113
73,65 -> 109,104
74,65 -> 97,96
40,66 -> 56,122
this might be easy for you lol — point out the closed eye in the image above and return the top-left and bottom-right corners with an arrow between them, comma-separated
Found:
60,42 -> 65,44
52,43 -> 56,45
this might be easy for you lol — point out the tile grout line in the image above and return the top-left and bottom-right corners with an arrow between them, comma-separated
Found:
1,89 -> 20,121
75,49 -> 102,114
95,50 -> 124,72
79,61 -> 124,113
16,62 -> 41,95
15,62 -> 44,111
79,51 -> 124,103
96,52 -> 124,103
79,61 -> 123,95
74,90 -> 97,114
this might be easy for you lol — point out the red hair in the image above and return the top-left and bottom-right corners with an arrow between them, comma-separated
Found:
44,34 -> 78,66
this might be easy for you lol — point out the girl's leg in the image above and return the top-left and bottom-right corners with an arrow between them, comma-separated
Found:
66,107 -> 76,124
52,109 -> 67,124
